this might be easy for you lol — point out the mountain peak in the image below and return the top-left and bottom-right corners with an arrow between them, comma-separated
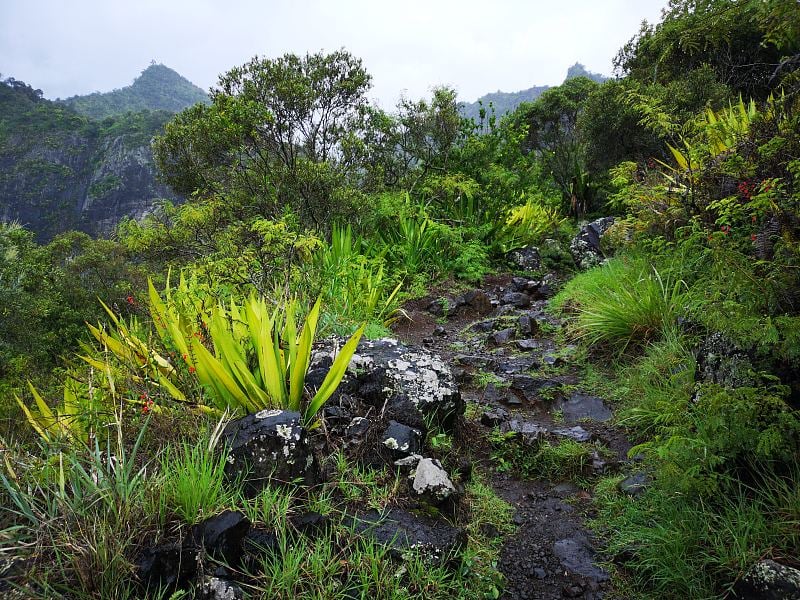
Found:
61,64 -> 208,119
564,62 -> 608,83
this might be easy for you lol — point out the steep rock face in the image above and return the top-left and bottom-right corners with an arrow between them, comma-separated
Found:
0,129 -> 177,240
0,75 -> 187,241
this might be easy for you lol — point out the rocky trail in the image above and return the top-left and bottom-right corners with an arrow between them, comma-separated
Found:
393,269 -> 634,600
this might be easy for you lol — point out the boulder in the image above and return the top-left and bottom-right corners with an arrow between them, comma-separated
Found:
500,292 -> 531,309
222,410 -> 317,495
350,508 -> 467,565
618,473 -> 649,497
314,339 -> 462,430
733,559 -> 800,599
569,217 -> 615,270
505,419 -> 548,446
488,328 -> 516,346
136,542 -> 200,592
695,331 -> 757,389
557,392 -> 612,422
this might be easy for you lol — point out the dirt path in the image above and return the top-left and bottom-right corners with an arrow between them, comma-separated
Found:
393,274 -> 631,600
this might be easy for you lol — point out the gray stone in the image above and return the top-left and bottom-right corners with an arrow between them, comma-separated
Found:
518,314 -> 538,336
516,339 -> 539,351
553,535 -> 609,583
314,338 -> 462,430
410,458 -> 457,504
506,419 -> 547,446
552,426 -> 592,442
489,328 -> 516,346
501,292 -> 532,308
618,472 -> 650,497
222,410 -> 316,496
480,408 -> 508,427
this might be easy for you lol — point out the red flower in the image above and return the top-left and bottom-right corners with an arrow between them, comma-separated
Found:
188,366 -> 196,374
751,234 -> 757,241
141,399 -> 154,414
126,295 -> 136,306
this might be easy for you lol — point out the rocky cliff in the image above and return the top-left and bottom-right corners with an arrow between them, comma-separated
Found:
0,76 -> 184,240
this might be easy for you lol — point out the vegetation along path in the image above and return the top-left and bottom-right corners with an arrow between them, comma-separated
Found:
394,268 -> 633,600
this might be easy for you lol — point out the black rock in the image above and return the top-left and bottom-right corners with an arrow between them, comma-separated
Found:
506,419 -> 547,446
557,392 -> 612,422
516,339 -> 539,351
510,375 -> 548,403
433,325 -> 446,337
136,542 -> 199,592
618,472 -> 650,497
501,292 -> 532,308
480,408 -> 508,427
483,382 -> 509,403
470,319 -> 498,333
381,420 -> 423,458
733,559 -> 800,599
496,355 -> 538,374
427,298 -> 451,317
570,217 -> 615,270
242,527 -> 281,568
222,410 -> 317,495
553,535 -> 609,583
346,416 -> 371,439
189,510 -> 251,566
518,315 -> 538,336
327,339 -> 462,430
291,511 -> 330,537
512,276 -> 529,291
462,289 -> 493,315
489,328 -> 516,346
350,508 -> 467,565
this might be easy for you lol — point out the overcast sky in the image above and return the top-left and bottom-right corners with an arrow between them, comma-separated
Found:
1,0 -> 666,107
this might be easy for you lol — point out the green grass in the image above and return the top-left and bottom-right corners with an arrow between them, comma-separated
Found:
489,429 -> 596,481
593,467 -> 800,599
553,255 -> 686,355
158,438 -> 231,523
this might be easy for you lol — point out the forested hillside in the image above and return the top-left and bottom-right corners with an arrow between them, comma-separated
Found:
1,1 -> 799,599
61,63 -> 209,119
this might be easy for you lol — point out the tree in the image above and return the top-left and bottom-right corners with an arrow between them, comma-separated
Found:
153,50 -> 373,227
513,77 -> 600,215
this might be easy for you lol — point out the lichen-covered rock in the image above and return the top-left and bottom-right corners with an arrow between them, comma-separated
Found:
381,420 -> 423,458
733,559 -> 800,599
569,217 -> 615,270
695,332 -> 757,389
312,338 -> 462,430
508,245 -> 542,273
222,410 -> 317,495
410,458 -> 457,505
197,577 -> 244,600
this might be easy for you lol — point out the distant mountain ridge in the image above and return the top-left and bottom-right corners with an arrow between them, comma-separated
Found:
60,63 -> 209,119
460,62 -> 608,123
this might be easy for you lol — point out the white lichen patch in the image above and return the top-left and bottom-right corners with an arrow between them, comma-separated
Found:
383,437 -> 399,450
275,424 -> 294,440
255,408 -> 283,419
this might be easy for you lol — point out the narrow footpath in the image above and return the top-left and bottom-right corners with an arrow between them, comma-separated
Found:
394,273 -> 633,600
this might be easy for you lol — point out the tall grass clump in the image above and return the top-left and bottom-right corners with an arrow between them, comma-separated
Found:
553,255 -> 686,354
